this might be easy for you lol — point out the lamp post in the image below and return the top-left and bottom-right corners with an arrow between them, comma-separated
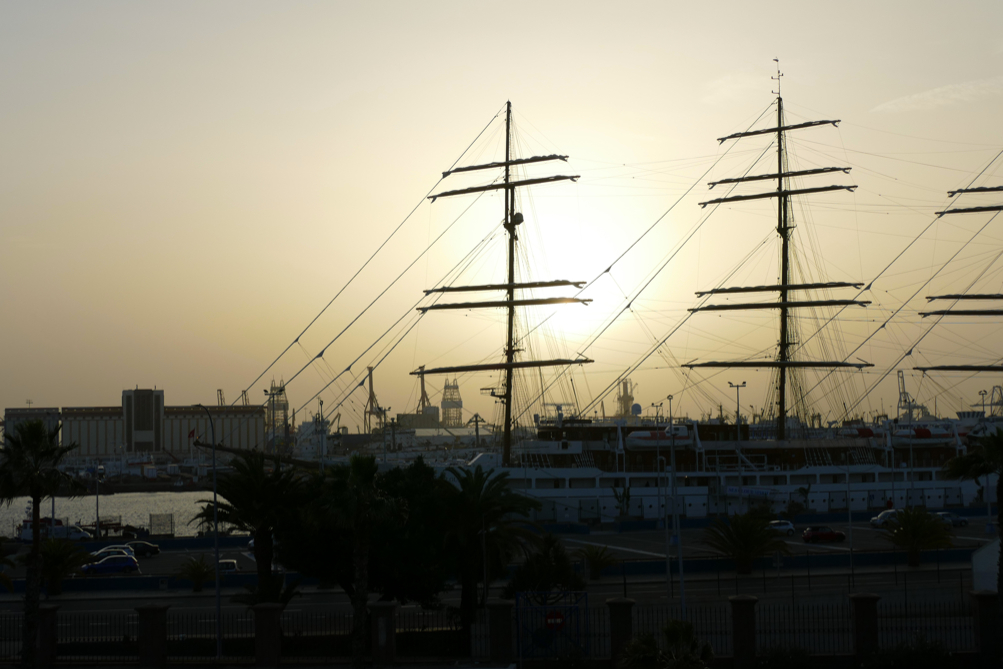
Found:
95,465 -> 105,539
728,382 -> 746,511
666,394 -> 686,618
980,390 -> 993,532
196,404 -> 222,660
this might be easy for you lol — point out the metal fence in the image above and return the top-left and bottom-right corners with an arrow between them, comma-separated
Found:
877,599 -> 976,652
58,612 -> 138,663
0,614 -> 21,664
757,602 -> 853,655
0,597 -> 984,665
166,611 -> 255,661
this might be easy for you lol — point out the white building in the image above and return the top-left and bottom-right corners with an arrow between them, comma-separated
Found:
5,390 -> 266,463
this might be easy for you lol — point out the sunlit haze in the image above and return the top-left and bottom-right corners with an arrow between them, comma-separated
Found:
2,1 -> 1002,434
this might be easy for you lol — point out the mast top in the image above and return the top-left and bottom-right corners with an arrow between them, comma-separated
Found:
772,58 -> 783,97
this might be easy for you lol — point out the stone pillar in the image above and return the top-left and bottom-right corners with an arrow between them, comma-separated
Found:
971,591 -> 1000,669
36,605 -> 59,669
606,598 -> 635,665
729,595 -> 757,669
253,603 -> 283,667
135,604 -> 170,668
368,601 -> 398,666
849,593 -> 880,664
487,599 -> 514,662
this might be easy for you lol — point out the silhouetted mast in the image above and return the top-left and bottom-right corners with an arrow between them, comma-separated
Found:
915,185 -> 1003,373
684,63 -> 870,439
416,101 -> 592,465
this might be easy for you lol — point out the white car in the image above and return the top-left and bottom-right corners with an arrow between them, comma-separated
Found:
870,509 -> 899,527
91,545 -> 135,558
769,520 -> 796,536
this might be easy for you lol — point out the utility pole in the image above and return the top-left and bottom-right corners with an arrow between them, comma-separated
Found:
729,382 -> 746,442
729,382 -> 746,512
468,413 -> 484,447
667,394 -> 685,618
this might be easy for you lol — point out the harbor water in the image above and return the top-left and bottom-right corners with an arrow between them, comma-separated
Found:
0,491 -> 212,539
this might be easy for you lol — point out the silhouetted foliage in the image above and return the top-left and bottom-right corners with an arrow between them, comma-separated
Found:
882,507 -> 952,567
37,539 -> 93,595
0,420 -> 83,668
702,512 -> 789,574
191,451 -> 304,603
617,620 -> 714,669
575,544 -> 618,580
504,533 -> 585,602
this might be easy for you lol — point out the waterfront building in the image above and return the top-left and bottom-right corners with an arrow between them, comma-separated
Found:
3,389 -> 265,464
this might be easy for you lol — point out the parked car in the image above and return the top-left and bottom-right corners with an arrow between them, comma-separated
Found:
769,520 -> 796,536
81,555 -> 140,575
218,559 -> 239,574
934,512 -> 968,527
802,526 -> 846,543
870,509 -> 899,527
127,541 -> 160,557
90,548 -> 133,560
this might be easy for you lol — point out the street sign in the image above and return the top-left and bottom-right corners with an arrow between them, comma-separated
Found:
545,610 -> 566,631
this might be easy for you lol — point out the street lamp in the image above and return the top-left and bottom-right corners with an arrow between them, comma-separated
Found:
195,404 -> 223,660
666,394 -> 686,618
979,390 -> 993,533
95,465 -> 105,539
728,382 -> 746,442
728,382 -> 746,512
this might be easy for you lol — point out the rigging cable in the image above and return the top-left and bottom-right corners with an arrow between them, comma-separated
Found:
233,105 -> 504,404
841,209 -> 1003,419
793,147 -> 1003,407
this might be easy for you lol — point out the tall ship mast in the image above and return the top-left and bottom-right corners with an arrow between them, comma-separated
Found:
413,101 -> 593,465
915,185 -> 1003,374
683,64 -> 873,439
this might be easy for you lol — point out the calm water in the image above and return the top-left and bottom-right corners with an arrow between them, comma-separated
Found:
0,491 -> 215,539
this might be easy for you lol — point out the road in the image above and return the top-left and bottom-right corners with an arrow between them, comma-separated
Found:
0,518 -> 990,614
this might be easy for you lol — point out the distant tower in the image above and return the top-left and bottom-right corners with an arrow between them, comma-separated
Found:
364,366 -> 385,433
441,378 -> 463,428
264,381 -> 289,447
615,379 -> 635,418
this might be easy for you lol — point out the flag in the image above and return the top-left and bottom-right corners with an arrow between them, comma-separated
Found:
188,429 -> 195,439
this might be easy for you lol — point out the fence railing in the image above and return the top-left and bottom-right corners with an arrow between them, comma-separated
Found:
757,602 -> 853,655
0,593 -> 992,665
633,604 -> 733,657
877,599 -> 975,652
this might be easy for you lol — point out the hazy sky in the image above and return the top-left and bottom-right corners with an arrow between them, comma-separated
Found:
2,1 -> 1002,432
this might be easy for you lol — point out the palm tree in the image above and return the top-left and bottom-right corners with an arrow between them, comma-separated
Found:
175,554 -> 215,593
319,455 -> 406,669
0,420 -> 82,668
882,507 -> 952,567
702,512 -> 790,575
442,465 -> 540,634
191,451 -> 303,602
944,427 -> 1003,591
503,533 -> 586,603
575,544 -> 618,581
38,539 -> 93,596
